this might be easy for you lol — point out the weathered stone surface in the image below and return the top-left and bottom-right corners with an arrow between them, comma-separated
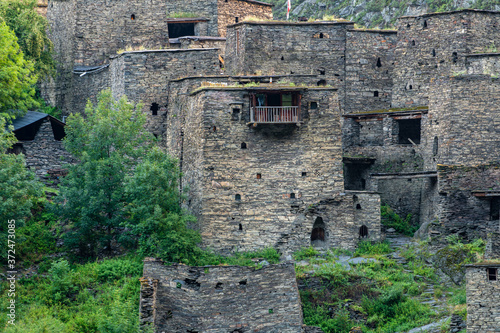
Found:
140,258 -> 306,332
466,263 -> 500,332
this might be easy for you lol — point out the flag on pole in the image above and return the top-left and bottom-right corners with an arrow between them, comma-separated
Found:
287,0 -> 291,20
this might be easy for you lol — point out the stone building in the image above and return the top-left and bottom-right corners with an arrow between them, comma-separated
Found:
139,258 -> 323,332
164,76 -> 381,254
39,5 -> 500,254
466,262 -> 500,332
9,111 -> 74,178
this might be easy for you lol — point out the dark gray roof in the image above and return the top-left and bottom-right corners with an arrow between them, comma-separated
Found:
11,111 -> 48,131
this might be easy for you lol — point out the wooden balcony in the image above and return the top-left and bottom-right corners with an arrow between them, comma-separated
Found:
250,106 -> 300,124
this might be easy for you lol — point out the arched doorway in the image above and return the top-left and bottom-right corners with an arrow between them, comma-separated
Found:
311,217 -> 326,247
359,225 -> 368,239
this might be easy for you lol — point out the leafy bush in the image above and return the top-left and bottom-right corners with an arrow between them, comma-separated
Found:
48,259 -> 76,304
97,259 -> 143,282
381,205 -> 418,236
354,240 -> 392,256
293,246 -> 320,260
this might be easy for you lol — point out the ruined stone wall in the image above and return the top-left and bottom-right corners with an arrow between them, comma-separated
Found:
71,0 -> 169,66
165,0 -> 219,36
466,264 -> 500,332
140,259 -> 304,332
21,119 -> 75,177
217,0 -> 273,37
109,49 -> 220,136
392,10 -> 500,108
426,75 -> 500,168
466,53 -> 500,76
72,67 -> 110,114
344,29 -> 397,113
225,22 -> 353,90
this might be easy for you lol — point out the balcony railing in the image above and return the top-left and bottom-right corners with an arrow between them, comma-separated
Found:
250,106 -> 300,124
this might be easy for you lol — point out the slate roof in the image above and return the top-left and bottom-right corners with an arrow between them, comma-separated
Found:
10,111 -> 49,131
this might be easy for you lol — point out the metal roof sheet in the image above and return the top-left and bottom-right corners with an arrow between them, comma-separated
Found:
10,111 -> 48,131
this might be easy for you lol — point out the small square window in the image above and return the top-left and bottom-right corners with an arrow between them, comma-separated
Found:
487,267 -> 497,281
310,102 -> 318,109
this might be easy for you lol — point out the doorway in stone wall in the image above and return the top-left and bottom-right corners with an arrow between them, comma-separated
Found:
311,217 -> 326,247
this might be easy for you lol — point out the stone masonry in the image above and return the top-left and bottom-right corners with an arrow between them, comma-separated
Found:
466,263 -> 500,332
140,258 -> 322,332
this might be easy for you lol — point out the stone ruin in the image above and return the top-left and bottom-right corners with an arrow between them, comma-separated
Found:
140,258 -> 323,332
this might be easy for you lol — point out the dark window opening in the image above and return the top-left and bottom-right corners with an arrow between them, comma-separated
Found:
256,173 -> 261,179
231,107 -> 240,121
310,102 -> 318,109
319,33 -> 324,38
408,178 -> 412,182
318,68 -> 325,75
344,163 -> 370,190
215,282 -> 223,290
281,56 -> 284,61
452,52 -> 458,63
356,204 -> 362,210
376,57 -> 382,67
131,14 -> 135,20
432,49 -> 436,57
302,172 -> 307,177
168,23 -> 195,38
317,79 -> 326,86
311,217 -> 325,243
490,197 -> 500,221
235,17 -> 239,23
487,267 -> 497,281
241,142 -> 247,149
359,225 -> 368,238
406,24 -> 410,28
411,40 -> 415,46
290,193 -> 296,199
374,91 -> 379,97
397,119 -> 421,144
7,143 -> 25,155
235,194 -> 241,201
239,279 -> 247,285
239,223 -> 242,231
433,136 -> 438,156
150,102 -> 159,115
409,85 -> 413,90
233,108 -> 240,114
213,126 -> 217,132
153,133 -> 158,139
423,20 -> 427,29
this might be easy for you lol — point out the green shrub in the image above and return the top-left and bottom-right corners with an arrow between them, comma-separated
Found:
97,259 -> 143,282
381,205 -> 418,236
354,240 -> 392,256
294,246 -> 320,260
48,259 -> 77,304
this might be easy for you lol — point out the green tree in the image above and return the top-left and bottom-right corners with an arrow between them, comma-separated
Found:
123,147 -> 200,263
0,21 -> 38,118
0,0 -> 55,79
0,116 -> 43,262
59,90 -> 154,257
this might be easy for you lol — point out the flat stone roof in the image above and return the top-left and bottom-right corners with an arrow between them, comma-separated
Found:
228,20 -> 354,28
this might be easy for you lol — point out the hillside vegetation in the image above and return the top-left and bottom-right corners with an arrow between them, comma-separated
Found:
267,0 -> 500,28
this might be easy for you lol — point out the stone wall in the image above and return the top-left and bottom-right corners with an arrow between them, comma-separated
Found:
165,0 -> 219,37
344,29 -> 397,113
71,0 -> 169,66
109,49 -> 220,136
44,0 -> 77,112
217,0 -> 273,37
21,119 -> 75,177
466,263 -> 500,332
485,232 -> 500,260
224,22 -> 354,90
430,164 -> 500,241
392,10 -> 500,108
140,258 -> 304,332
466,53 -> 500,76
72,66 -> 110,114
426,75 -> 500,167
